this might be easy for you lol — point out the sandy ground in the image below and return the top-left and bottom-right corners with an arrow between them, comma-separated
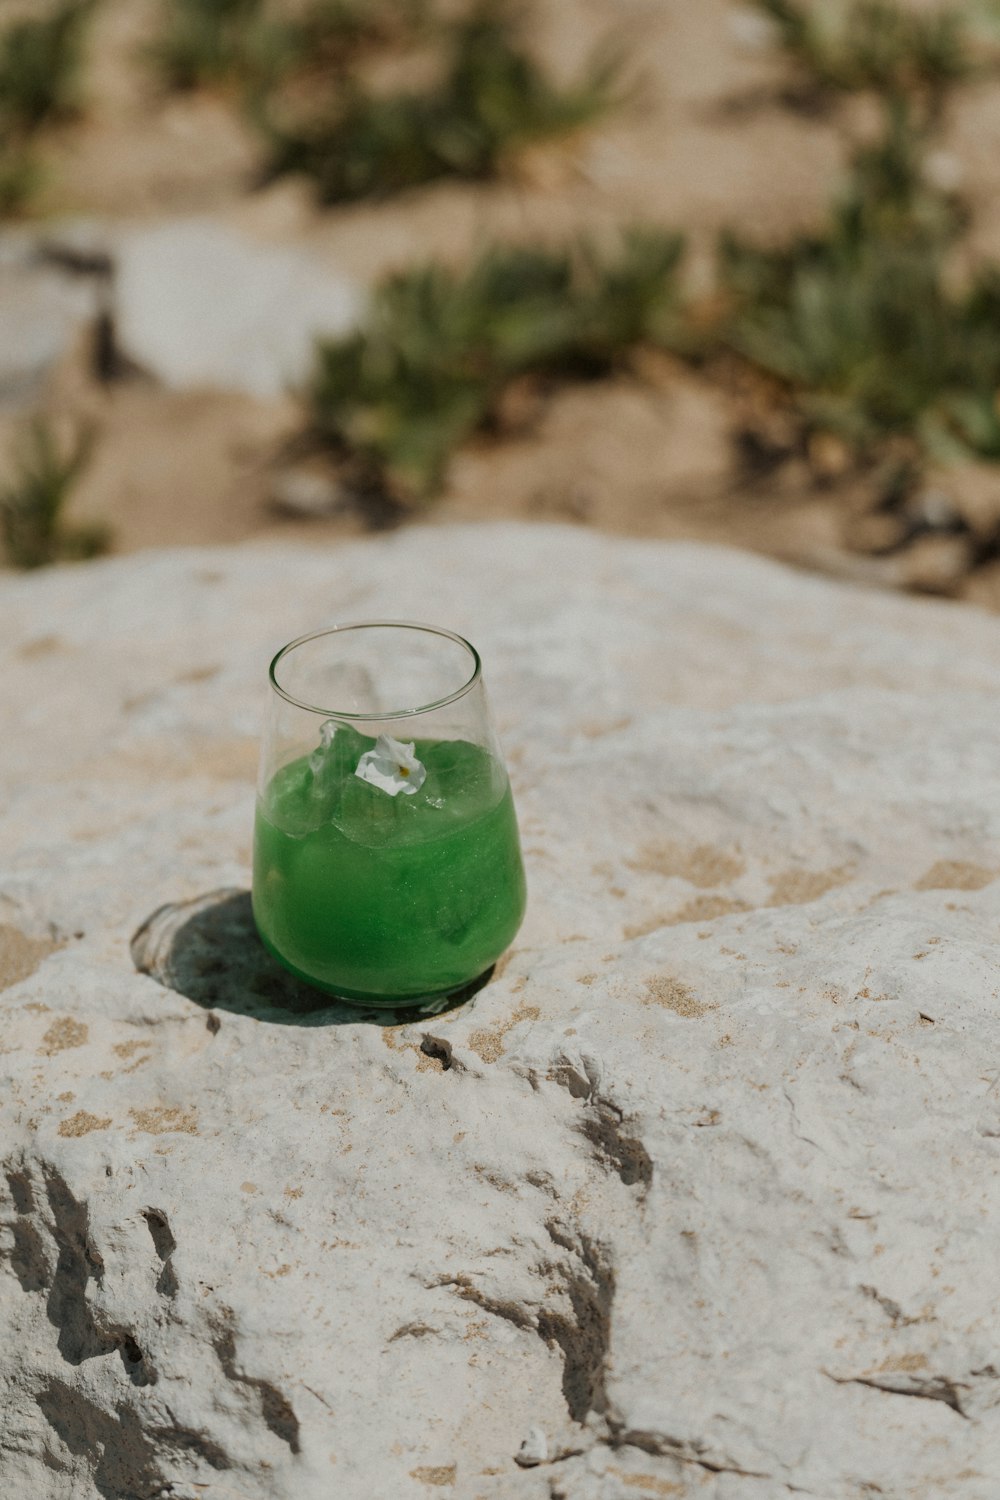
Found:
6,0 -> 1000,604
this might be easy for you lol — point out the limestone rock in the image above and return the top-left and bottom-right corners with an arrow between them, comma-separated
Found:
112,220 -> 365,398
3,523 -> 1000,1498
0,229 -> 100,408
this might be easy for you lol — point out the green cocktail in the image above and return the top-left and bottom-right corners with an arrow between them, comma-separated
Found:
253,725 -> 526,1005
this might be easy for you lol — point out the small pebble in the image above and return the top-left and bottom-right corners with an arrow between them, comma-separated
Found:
514,1426 -> 548,1467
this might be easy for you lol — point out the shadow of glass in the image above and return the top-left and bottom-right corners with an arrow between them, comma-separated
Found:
130,887 -> 488,1028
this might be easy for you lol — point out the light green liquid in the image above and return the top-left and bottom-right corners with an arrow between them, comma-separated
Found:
252,728 -> 526,1006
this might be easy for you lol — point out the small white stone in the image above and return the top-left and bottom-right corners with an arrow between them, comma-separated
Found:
728,7 -> 778,50
924,149 -> 964,193
515,1426 -> 549,1467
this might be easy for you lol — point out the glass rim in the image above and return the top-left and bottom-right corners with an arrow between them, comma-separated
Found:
268,620 -> 483,722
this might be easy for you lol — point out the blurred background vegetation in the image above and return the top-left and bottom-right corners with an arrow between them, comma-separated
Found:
3,0 -> 1000,602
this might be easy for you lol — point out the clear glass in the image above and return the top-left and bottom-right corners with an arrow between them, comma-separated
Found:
252,621 -> 527,1008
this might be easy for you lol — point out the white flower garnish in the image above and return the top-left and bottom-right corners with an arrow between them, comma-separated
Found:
355,734 -> 426,797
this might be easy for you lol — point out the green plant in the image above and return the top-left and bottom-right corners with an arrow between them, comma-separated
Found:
288,0 -> 428,74
152,0 -> 426,95
0,0 -> 97,134
718,104 -> 1000,459
0,420 -> 109,569
754,0 -> 970,114
837,103 -> 966,248
266,4 -> 621,203
0,144 -> 40,217
149,0 -> 284,91
311,229 -> 685,499
0,0 -> 98,217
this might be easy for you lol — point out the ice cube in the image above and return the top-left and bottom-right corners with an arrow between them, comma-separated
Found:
306,722 -> 372,821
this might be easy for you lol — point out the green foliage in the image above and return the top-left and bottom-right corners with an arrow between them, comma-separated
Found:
754,0 -> 970,113
311,230 -> 686,498
0,0 -> 97,217
0,144 -> 40,217
151,0 -> 426,94
150,0 -> 283,92
718,105 -> 1000,459
0,0 -> 97,134
267,5 -> 620,203
288,0 -> 428,74
0,420 -> 109,569
836,103 -> 966,249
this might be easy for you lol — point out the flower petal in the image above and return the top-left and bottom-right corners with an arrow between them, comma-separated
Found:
355,734 -> 426,797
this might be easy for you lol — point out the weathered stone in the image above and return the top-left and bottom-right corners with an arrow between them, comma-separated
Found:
112,219 -> 365,398
0,229 -> 100,408
3,523 -> 1000,1498
268,463 -> 352,519
896,531 -> 975,596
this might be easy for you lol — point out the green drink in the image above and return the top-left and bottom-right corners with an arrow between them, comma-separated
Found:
253,726 -> 526,1005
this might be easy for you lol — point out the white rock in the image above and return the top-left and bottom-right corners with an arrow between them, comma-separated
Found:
112,220 -> 365,398
3,524 -> 1000,1498
515,1425 -> 549,1467
0,230 -> 99,408
925,149 -> 964,193
269,464 -> 350,518
727,6 -> 779,51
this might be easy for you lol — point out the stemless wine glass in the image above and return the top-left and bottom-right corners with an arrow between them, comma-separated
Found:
252,621 -> 527,1008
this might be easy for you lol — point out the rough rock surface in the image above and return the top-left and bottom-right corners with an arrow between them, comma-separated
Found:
2,523 -> 1000,1499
